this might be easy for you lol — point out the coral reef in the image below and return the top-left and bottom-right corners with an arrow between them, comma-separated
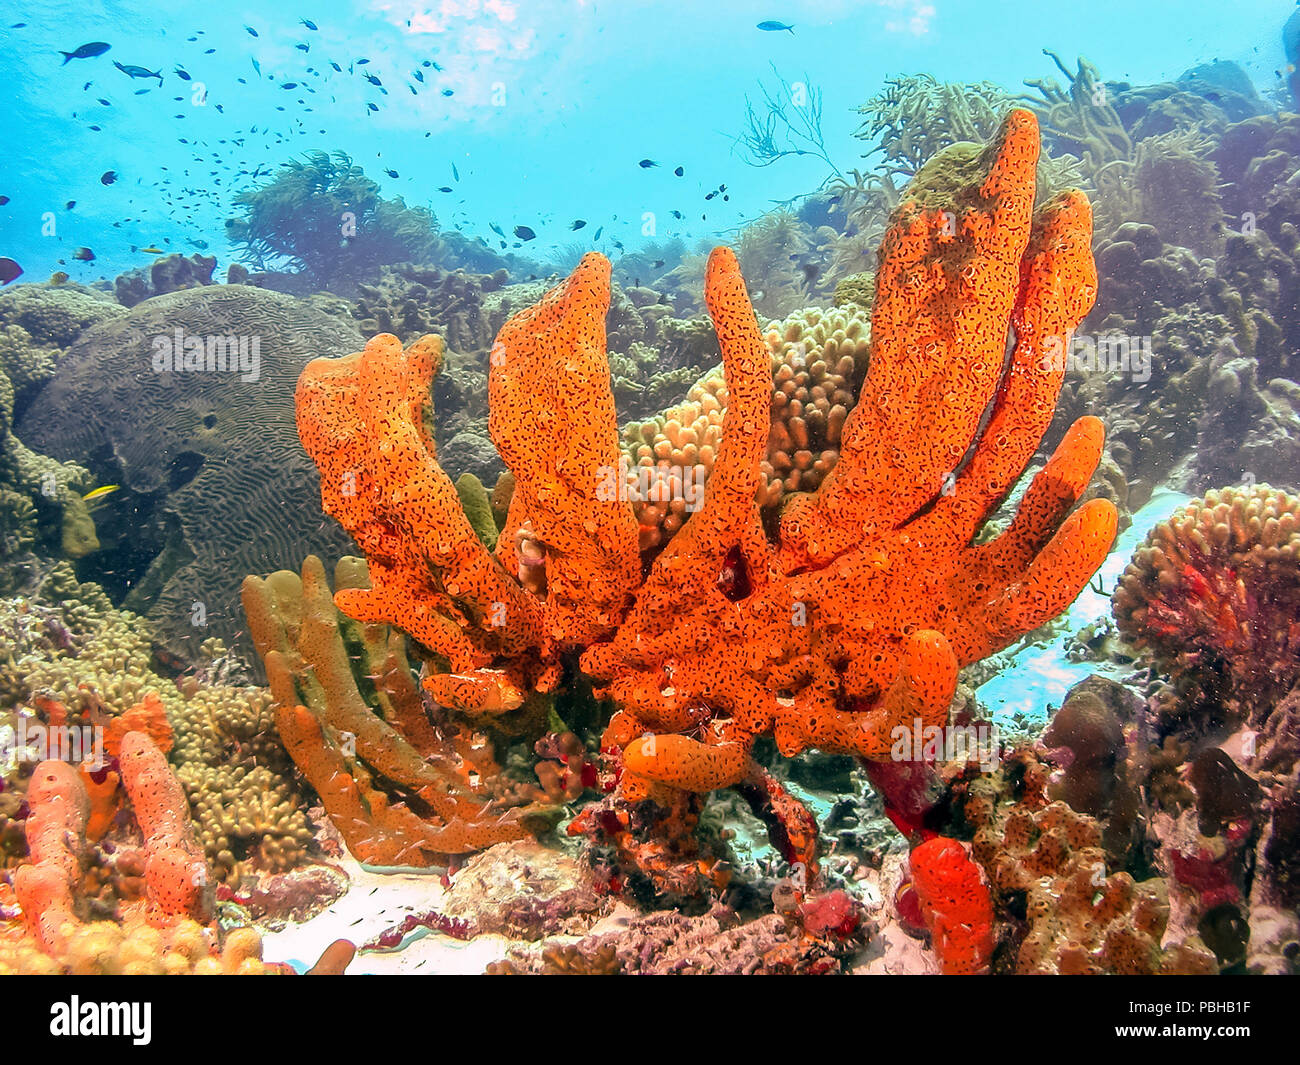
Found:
113,253 -> 218,308
962,751 -> 1218,974
489,899 -> 866,975
225,150 -> 441,290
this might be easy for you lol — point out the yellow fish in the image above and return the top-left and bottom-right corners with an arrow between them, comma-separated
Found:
49,271 -> 69,284
82,485 -> 121,502
139,246 -> 164,254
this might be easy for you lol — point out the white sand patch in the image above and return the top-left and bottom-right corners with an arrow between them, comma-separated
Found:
258,856 -> 514,974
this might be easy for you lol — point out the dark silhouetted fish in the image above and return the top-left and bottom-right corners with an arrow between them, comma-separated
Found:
301,18 -> 318,30
413,69 -> 424,82
366,102 -> 378,112
174,67 -> 191,80
296,42 -> 310,51
245,25 -> 258,36
114,61 -> 162,84
100,170 -> 117,185
638,159 -> 658,168
436,186 -> 452,192
97,97 -> 111,106
61,42 -> 110,64
72,247 -> 95,261
0,196 -> 9,205
674,166 -> 684,176
0,258 -> 22,285
364,72 -> 382,86
756,21 -> 794,33
513,225 -> 536,241
441,88 -> 453,96
593,226 -> 603,240
570,220 -> 586,230
65,200 -> 76,209
489,222 -> 505,238
384,168 -> 399,178
451,162 -> 459,181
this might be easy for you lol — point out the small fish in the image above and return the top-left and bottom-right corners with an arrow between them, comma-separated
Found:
674,166 -> 684,177
82,485 -> 121,503
204,48 -> 215,54
139,246 -> 164,254
638,158 -> 658,168
356,58 -> 371,65
364,72 -> 382,86
436,186 -> 452,192
296,43 -> 310,52
513,225 -> 536,241
245,25 -> 258,37
65,200 -> 76,209
100,170 -> 117,185
281,82 -> 298,89
0,258 -> 22,285
301,18 -> 318,30
87,125 -> 101,131
670,210 -> 683,219
366,102 -> 378,112
756,20 -> 795,33
113,61 -> 162,84
489,222 -> 505,238
60,42 -> 111,64
441,88 -> 454,97
97,97 -> 111,106
72,247 -> 95,262
384,168 -> 399,178
0,196 -> 9,205
593,226 -> 603,240
413,69 -> 424,83
133,88 -> 150,95
330,61 -> 342,72
451,162 -> 459,181
174,67 -> 191,81
252,58 -> 262,77
49,271 -> 69,284
705,191 -> 716,200
652,259 -> 664,268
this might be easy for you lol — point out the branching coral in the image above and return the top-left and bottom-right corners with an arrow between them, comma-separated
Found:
294,111 -> 1116,893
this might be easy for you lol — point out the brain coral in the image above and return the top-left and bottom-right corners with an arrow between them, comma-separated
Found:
17,285 -> 360,663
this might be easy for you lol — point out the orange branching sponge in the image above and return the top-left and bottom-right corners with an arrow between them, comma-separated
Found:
13,761 -> 89,951
293,110 -> 1116,879
909,836 -> 994,975
118,731 -> 213,927
489,252 -> 641,652
581,111 -> 1115,801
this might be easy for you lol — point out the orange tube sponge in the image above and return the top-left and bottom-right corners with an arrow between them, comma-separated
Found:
909,836 -> 995,975
118,731 -> 212,926
13,761 -> 89,951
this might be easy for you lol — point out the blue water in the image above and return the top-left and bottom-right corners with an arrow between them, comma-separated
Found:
0,0 -> 1291,281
